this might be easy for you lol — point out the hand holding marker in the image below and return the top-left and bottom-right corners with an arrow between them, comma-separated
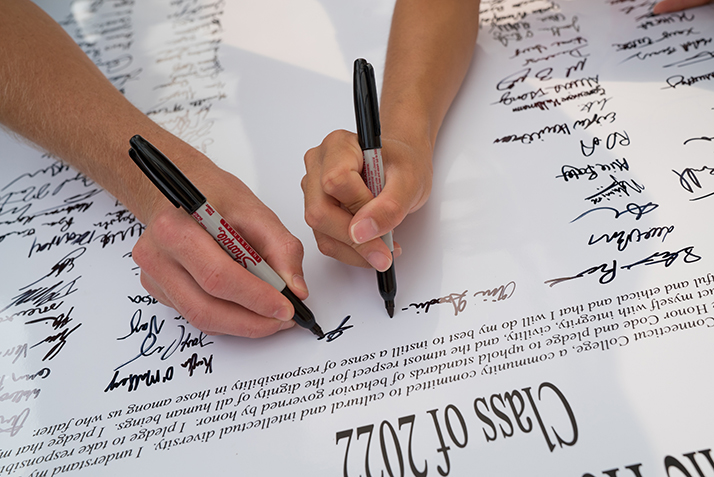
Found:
129,135 -> 324,338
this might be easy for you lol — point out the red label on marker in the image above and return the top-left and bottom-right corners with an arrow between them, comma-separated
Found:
219,218 -> 262,264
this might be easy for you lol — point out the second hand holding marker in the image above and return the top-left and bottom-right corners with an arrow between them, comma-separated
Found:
128,135 -> 324,338
353,58 -> 397,317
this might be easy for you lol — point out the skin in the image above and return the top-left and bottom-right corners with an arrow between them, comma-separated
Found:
302,0 -> 481,270
0,0 -> 310,338
653,0 -> 713,13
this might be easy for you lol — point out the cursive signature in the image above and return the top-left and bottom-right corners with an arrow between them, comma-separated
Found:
318,316 -> 354,342
545,246 -> 701,286
403,290 -> 469,316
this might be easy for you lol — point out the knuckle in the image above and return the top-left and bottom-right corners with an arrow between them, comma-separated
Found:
303,146 -> 318,168
196,263 -> 226,298
150,212 -> 178,241
282,234 -> 305,260
321,167 -> 350,196
329,129 -> 353,143
304,203 -> 328,230
315,235 -> 339,258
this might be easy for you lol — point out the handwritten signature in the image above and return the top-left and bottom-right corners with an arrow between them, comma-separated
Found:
114,310 -> 213,370
318,316 -> 354,342
27,306 -> 82,361
672,164 -> 714,201
403,283 -> 516,316
545,246 -> 701,286
571,201 -> 659,222
589,225 -> 675,252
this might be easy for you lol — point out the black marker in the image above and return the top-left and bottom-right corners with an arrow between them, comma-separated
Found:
128,135 -> 324,338
353,58 -> 397,317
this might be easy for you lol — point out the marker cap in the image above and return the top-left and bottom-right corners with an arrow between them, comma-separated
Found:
129,135 -> 205,214
353,58 -> 381,151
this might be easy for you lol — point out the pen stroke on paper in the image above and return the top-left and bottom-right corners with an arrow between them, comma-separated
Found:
671,134 -> 714,201
402,281 -> 516,316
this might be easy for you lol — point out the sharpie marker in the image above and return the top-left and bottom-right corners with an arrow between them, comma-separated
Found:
128,135 -> 324,338
353,58 -> 397,317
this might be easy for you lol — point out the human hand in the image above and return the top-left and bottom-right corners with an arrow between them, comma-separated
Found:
302,129 -> 433,270
132,159 -> 308,338
653,0 -> 713,13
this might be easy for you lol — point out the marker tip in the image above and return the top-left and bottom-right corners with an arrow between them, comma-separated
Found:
312,324 -> 325,339
385,300 -> 395,318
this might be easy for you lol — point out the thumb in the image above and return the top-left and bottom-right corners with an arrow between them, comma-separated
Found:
349,186 -> 410,245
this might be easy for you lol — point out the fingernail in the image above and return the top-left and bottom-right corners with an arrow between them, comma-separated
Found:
279,320 -> 296,331
351,218 -> 379,244
367,251 -> 392,272
273,306 -> 293,321
292,274 -> 309,295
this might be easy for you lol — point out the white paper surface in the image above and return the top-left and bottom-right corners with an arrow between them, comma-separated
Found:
1,0 -> 714,475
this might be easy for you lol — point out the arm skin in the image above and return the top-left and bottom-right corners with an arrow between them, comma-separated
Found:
0,0 -> 310,338
654,0 -> 713,13
302,0 -> 480,270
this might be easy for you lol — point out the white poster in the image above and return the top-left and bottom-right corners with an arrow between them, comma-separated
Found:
1,0 -> 713,475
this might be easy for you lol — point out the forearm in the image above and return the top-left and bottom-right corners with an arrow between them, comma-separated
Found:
380,0 -> 480,153
0,0 -> 214,223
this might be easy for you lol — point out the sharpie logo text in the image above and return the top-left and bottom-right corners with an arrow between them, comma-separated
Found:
216,221 -> 261,268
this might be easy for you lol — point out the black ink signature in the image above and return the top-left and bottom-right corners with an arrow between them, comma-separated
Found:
579,97 -> 612,113
104,366 -> 174,393
584,174 -> 645,204
664,70 -> 714,88
672,164 -> 714,201
494,122 -> 571,144
580,131 -> 630,157
1,276 -> 81,314
573,111 -> 617,130
26,306 -> 82,361
589,225 -> 675,251
523,44 -> 588,67
93,208 -> 138,230
624,45 -> 677,62
545,246 -> 701,287
318,316 -> 354,342
114,310 -> 213,370
664,50 -> 714,67
176,326 -> 214,353
115,310 -> 167,370
181,353 -> 213,377
557,158 -> 629,182
637,11 -> 694,31
571,201 -> 659,222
